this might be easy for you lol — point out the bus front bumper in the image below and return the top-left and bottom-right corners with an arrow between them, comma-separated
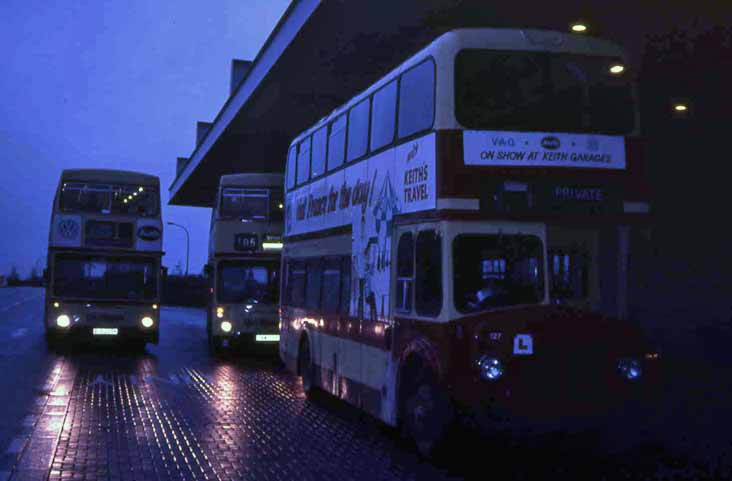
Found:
47,325 -> 159,345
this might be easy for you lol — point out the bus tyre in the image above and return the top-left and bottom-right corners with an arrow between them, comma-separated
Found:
401,368 -> 453,458
298,337 -> 316,397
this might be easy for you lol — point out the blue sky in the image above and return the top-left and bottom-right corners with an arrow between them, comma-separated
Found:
0,0 -> 290,277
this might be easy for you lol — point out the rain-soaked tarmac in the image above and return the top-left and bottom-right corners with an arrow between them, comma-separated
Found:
0,287 -> 729,481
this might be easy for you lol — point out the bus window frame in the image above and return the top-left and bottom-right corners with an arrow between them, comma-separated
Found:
326,113 -> 346,174
286,145 -> 297,190
369,78 -> 398,153
284,55 -> 436,193
217,187 -> 271,221
296,136 -> 312,186
59,181 -> 161,217
346,96 -> 372,164
396,57 -> 437,142
310,125 -> 328,180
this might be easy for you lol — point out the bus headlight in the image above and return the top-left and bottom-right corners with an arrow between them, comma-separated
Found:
220,321 -> 232,333
216,307 -> 224,319
56,315 -> 71,328
141,316 -> 154,328
478,356 -> 504,381
617,358 -> 642,381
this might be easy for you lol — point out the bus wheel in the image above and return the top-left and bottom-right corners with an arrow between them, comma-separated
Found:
298,337 -> 315,397
400,367 -> 453,458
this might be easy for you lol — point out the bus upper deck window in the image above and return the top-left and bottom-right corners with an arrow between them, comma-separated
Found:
327,116 -> 346,171
297,137 -> 311,185
370,80 -> 397,151
398,59 -> 435,139
347,99 -> 370,162
311,127 -> 327,178
286,146 -> 297,190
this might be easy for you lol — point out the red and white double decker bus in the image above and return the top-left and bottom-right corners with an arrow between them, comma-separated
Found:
279,28 -> 658,454
205,173 -> 284,353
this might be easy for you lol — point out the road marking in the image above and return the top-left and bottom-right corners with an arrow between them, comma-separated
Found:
11,328 -> 28,338
6,437 -> 25,454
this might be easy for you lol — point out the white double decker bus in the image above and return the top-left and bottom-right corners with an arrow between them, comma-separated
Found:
279,28 -> 658,455
45,169 -> 163,349
206,173 -> 284,353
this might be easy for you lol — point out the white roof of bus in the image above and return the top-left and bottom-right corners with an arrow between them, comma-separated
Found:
289,27 -> 625,146
60,169 -> 160,187
218,173 -> 284,189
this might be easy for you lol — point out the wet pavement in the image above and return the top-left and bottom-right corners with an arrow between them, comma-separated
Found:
0,287 -> 730,480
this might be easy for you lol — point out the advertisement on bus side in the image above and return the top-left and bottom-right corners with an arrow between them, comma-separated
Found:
463,130 -> 626,170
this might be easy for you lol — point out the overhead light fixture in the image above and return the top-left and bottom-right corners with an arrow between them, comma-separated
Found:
609,64 -> 625,75
570,22 -> 588,33
671,99 -> 692,118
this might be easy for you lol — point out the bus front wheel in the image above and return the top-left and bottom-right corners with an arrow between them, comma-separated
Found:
400,364 -> 453,458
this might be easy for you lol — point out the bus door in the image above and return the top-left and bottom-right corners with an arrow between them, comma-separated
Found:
546,226 -> 600,311
546,225 -> 628,319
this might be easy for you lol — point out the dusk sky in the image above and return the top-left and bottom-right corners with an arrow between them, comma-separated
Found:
0,0 -> 290,277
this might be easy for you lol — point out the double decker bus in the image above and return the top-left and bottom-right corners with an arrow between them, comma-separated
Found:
279,28 -> 659,454
205,173 -> 284,353
45,169 -> 163,348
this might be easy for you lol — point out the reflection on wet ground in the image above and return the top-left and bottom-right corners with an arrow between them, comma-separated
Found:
0,293 -> 730,480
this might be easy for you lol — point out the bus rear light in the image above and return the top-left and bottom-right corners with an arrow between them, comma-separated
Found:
152,304 -> 158,310
220,321 -> 233,333
141,316 -> 154,328
216,307 -> 224,319
53,301 -> 60,308
56,315 -> 71,328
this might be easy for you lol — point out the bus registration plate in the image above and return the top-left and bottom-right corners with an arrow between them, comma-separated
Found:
255,334 -> 279,342
93,328 -> 119,336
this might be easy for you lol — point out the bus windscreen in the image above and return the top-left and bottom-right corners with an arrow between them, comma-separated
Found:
217,260 -> 279,304
455,50 -> 635,135
60,182 -> 159,217
220,188 -> 270,220
453,234 -> 545,312
53,255 -> 158,301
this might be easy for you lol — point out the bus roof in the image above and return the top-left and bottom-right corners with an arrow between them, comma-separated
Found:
289,27 -> 625,146
219,173 -> 283,189
60,169 -> 160,187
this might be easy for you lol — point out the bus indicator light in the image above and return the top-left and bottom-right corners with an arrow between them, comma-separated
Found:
216,307 -> 224,319
262,241 -> 283,250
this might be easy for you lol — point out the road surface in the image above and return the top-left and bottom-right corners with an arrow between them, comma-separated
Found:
0,288 -> 728,480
